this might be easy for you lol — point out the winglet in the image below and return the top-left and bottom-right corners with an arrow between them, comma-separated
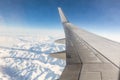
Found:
58,7 -> 69,23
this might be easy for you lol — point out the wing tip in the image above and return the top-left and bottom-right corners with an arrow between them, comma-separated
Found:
58,7 -> 69,23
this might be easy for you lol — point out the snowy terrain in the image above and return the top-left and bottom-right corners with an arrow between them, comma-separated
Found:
0,35 -> 66,80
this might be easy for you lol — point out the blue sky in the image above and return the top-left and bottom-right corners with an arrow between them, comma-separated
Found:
0,0 -> 120,41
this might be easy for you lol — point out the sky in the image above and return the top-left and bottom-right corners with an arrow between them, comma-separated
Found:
0,0 -> 120,42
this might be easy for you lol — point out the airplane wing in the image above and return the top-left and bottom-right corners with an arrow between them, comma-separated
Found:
58,7 -> 120,80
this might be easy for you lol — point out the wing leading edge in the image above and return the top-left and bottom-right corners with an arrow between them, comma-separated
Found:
58,7 -> 120,80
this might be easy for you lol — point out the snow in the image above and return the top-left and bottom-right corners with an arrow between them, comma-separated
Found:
0,35 -> 66,80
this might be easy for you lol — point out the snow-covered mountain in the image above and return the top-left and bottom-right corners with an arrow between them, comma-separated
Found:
0,35 -> 66,80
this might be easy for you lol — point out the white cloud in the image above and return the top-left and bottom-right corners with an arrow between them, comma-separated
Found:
90,30 -> 120,43
100,33 -> 120,43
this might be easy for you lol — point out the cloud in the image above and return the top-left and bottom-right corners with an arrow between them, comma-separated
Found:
91,30 -> 120,43
101,33 -> 120,43
0,26 -> 65,38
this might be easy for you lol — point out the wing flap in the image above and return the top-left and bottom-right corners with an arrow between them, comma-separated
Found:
60,64 -> 82,80
50,51 -> 66,60
80,63 -> 119,80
